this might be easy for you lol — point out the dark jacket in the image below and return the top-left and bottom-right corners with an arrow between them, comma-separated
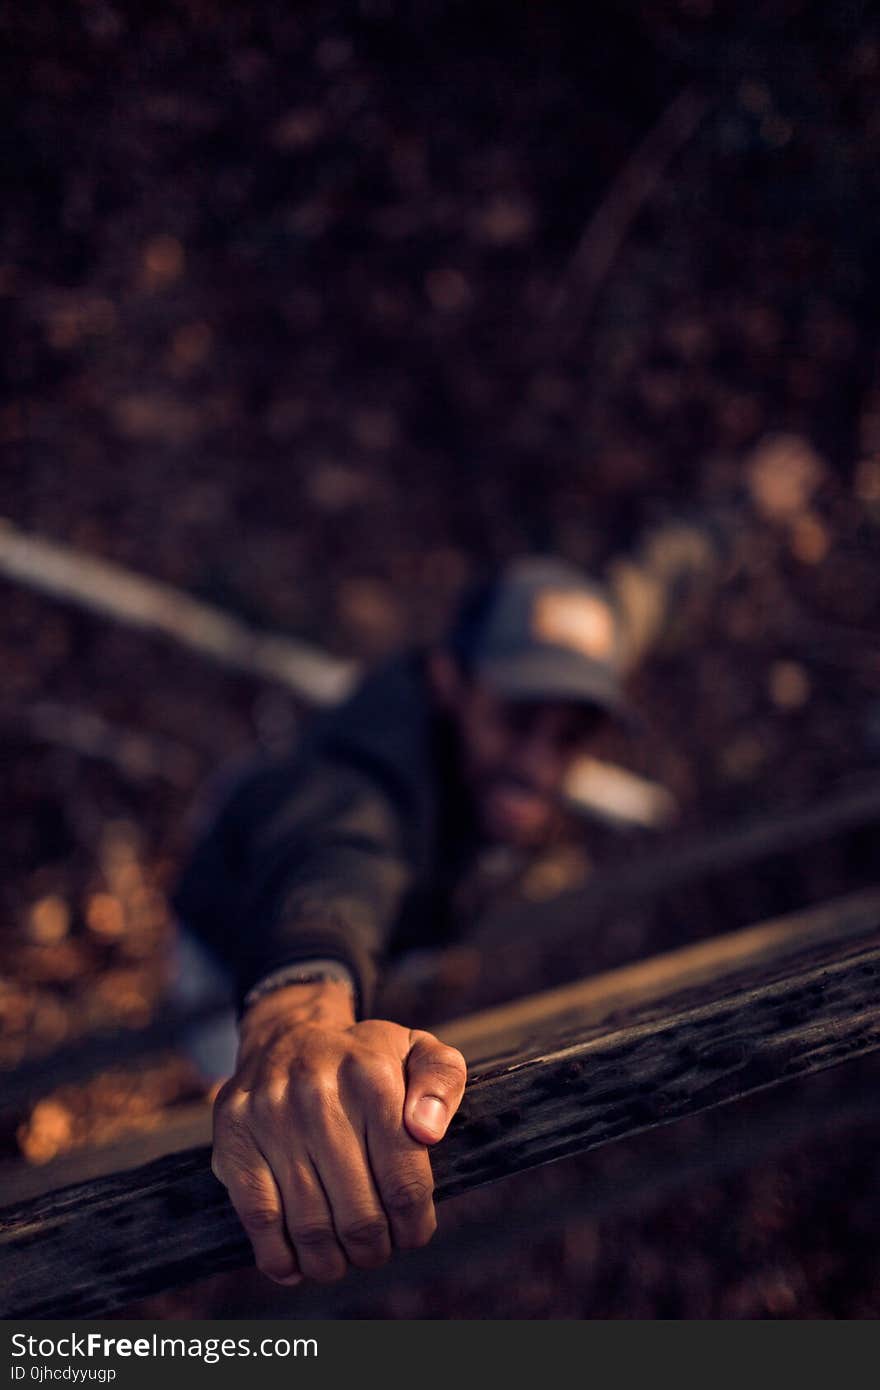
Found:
172,651 -> 479,1017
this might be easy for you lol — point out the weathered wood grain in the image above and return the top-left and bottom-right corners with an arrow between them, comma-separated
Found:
7,889 -> 876,1209
0,1104 -> 214,1209
2,925 -> 879,1318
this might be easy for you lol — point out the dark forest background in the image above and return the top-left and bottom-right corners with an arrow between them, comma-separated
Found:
2,0 -> 880,1316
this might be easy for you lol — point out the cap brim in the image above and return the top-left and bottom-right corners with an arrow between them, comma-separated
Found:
475,647 -> 643,731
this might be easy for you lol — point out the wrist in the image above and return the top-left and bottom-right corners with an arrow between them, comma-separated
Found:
240,978 -> 357,1049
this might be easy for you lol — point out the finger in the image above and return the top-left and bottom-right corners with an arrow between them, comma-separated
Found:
403,1031 -> 467,1145
212,1127 -> 302,1287
307,1128 -> 393,1271
291,1071 -> 392,1272
264,1142 -> 350,1285
366,1096 -> 438,1251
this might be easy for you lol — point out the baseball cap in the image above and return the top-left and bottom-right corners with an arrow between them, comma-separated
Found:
448,556 -> 637,725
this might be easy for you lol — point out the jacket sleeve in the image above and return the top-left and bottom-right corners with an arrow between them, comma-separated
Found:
173,753 -> 414,1019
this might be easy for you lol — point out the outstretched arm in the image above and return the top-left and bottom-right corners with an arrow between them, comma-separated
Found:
176,752 -> 466,1282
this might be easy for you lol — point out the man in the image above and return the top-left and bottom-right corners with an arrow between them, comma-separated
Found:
173,556 -> 636,1288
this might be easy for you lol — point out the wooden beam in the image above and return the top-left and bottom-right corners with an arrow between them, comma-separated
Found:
0,1105 -> 214,1209
8,1051 -> 879,1318
2,918 -> 879,1318
8,889 -> 876,1206
444,886 -> 880,1061
5,783 -> 880,1120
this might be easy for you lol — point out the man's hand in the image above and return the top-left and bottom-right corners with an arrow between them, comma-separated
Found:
211,980 -> 467,1286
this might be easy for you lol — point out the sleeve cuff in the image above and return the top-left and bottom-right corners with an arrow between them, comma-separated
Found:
235,919 -> 379,1020
242,958 -> 357,1010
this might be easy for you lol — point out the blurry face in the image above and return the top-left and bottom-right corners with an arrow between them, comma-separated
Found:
434,659 -> 608,847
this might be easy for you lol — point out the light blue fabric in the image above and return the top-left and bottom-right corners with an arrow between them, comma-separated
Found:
168,923 -> 238,1081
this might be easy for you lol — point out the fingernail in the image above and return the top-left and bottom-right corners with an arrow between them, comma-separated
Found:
278,1273 -> 303,1287
413,1095 -> 447,1136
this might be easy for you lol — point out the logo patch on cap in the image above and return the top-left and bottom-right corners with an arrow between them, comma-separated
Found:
532,590 -> 616,662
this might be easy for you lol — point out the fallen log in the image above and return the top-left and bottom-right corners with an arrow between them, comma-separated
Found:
2,911 -> 879,1318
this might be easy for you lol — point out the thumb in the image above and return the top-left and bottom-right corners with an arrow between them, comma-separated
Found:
403,1030 -> 467,1144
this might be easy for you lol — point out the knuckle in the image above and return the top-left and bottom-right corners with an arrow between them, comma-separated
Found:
289,1224 -> 348,1282
438,1043 -> 467,1074
251,1079 -> 288,1124
292,1065 -> 337,1112
349,1051 -> 402,1096
214,1089 -> 250,1136
431,1045 -> 467,1085
384,1177 -> 433,1215
375,1057 -> 406,1095
213,1077 -> 237,1110
340,1216 -> 389,1248
296,1033 -> 339,1072
290,1222 -> 338,1250
239,1202 -> 282,1235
